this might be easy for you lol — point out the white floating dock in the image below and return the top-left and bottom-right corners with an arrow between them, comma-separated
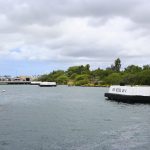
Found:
39,82 -> 57,87
31,81 -> 42,85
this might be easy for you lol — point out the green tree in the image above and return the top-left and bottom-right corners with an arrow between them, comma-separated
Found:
75,74 -> 90,86
143,65 -> 150,70
103,73 -> 122,85
125,65 -> 142,73
114,58 -> 121,72
37,74 -> 49,81
56,75 -> 68,84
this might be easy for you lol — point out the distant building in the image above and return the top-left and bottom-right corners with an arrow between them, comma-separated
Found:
16,76 -> 31,81
0,75 -> 33,82
0,76 -> 12,81
13,77 -> 21,81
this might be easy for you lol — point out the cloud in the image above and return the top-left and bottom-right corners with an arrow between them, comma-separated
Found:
0,0 -> 150,73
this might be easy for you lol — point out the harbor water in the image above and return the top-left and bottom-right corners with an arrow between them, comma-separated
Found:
0,85 -> 150,150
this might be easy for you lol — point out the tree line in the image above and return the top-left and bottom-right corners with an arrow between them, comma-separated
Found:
37,58 -> 150,86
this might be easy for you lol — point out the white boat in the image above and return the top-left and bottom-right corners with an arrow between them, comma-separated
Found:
31,81 -> 42,85
105,85 -> 150,103
39,82 -> 57,87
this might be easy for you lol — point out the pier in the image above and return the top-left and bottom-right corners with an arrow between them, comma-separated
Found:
0,81 -> 31,85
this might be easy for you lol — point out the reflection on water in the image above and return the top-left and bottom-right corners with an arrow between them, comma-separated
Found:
0,85 -> 150,150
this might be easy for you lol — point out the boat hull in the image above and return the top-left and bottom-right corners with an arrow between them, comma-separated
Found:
39,85 -> 57,87
105,93 -> 150,103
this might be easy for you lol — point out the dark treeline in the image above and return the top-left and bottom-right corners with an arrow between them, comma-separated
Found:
37,58 -> 150,86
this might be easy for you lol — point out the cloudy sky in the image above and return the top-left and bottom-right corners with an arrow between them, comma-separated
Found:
0,0 -> 150,75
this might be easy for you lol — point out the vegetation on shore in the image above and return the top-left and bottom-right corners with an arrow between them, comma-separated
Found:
37,58 -> 150,86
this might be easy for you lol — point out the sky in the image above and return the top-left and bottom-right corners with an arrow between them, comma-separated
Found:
0,0 -> 150,75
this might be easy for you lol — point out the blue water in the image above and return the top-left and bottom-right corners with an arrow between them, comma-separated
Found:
0,85 -> 150,150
